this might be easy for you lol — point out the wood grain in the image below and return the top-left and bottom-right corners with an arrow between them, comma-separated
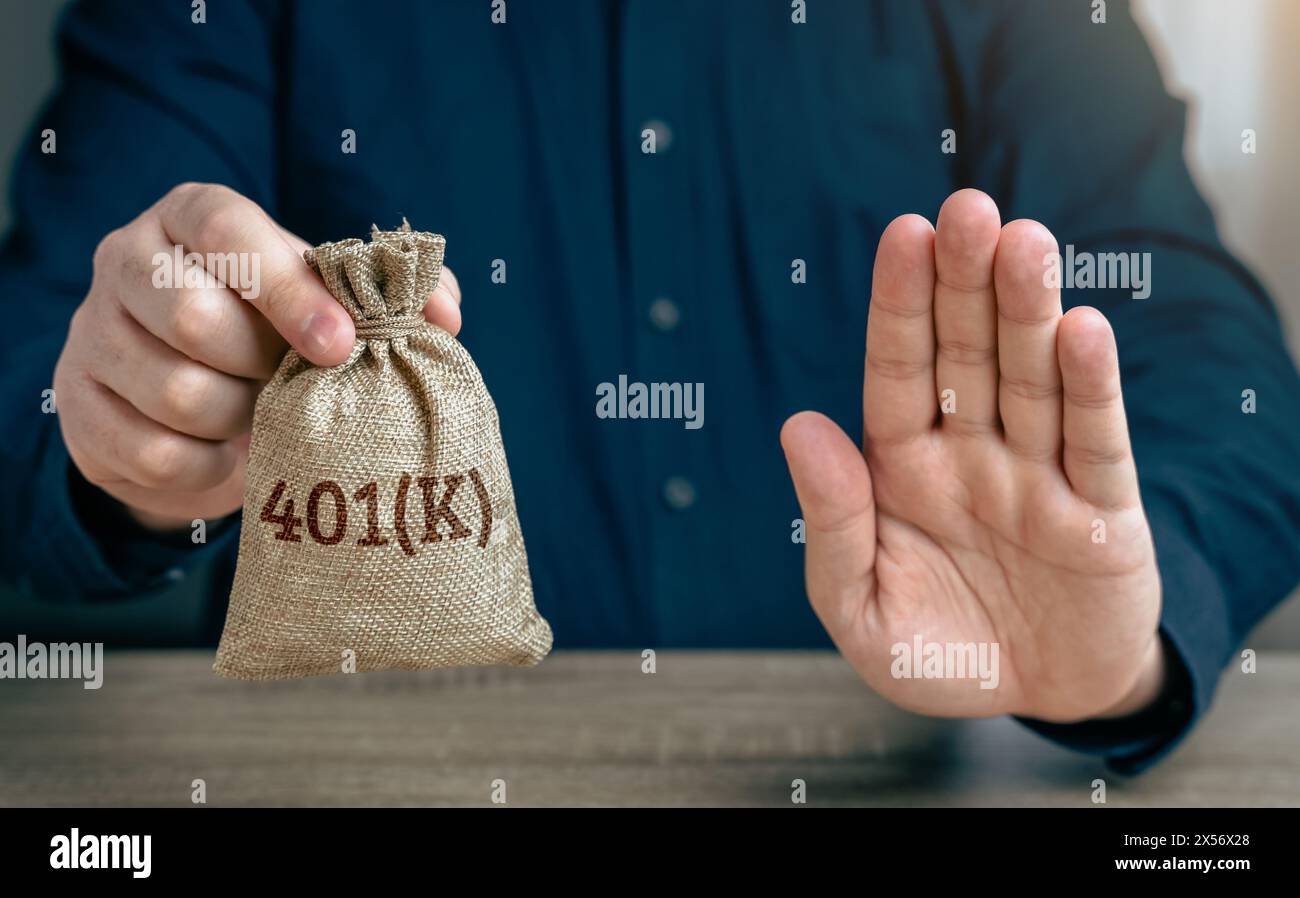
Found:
0,650 -> 1294,807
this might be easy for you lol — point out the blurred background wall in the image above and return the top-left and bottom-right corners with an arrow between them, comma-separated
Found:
0,1 -> 62,236
1,0 -> 1297,646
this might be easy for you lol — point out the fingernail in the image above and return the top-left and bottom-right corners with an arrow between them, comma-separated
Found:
303,313 -> 338,356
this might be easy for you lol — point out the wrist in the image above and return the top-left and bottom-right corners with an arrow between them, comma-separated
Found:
1094,633 -> 1167,720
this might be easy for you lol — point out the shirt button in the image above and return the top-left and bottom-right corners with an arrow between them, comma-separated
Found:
648,297 -> 680,332
662,477 -> 696,511
641,118 -> 673,153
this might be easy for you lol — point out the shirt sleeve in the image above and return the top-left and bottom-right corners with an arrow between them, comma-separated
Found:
938,0 -> 1300,770
0,0 -> 280,603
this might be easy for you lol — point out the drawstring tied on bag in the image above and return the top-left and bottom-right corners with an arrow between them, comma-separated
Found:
353,316 -> 427,340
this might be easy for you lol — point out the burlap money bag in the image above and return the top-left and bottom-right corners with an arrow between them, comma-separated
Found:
214,222 -> 552,679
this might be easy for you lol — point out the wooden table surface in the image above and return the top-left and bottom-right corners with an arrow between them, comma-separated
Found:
1,650 -> 1295,807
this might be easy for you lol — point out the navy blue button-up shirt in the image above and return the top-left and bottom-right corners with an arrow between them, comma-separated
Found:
2,0 -> 1299,772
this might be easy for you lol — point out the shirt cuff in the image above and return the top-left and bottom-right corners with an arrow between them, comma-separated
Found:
27,424 -> 237,602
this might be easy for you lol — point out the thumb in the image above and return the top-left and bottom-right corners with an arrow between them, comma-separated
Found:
780,411 -> 877,643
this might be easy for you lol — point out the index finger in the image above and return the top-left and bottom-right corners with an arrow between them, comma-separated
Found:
157,183 -> 354,366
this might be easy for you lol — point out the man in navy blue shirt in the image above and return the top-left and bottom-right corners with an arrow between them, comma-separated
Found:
2,0 -> 1298,774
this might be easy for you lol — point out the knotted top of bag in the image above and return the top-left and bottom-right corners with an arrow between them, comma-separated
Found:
303,219 -> 446,340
